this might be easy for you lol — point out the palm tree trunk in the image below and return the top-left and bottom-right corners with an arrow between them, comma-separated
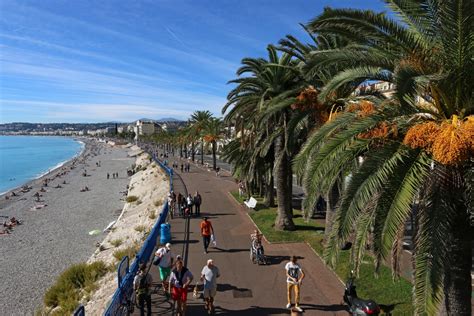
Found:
264,171 -> 275,207
191,142 -> 195,162
443,171 -> 471,315
212,141 -> 217,170
274,136 -> 295,231
200,140 -> 204,165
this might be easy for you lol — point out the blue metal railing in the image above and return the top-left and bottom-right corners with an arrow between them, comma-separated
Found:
101,155 -> 173,316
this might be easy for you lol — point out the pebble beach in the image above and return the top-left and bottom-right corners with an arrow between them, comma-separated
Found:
0,139 -> 135,314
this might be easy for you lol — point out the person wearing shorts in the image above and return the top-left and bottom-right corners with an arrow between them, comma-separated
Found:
155,243 -> 174,293
201,259 -> 220,314
169,258 -> 193,316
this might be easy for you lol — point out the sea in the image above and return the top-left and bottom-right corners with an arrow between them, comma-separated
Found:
0,135 -> 84,194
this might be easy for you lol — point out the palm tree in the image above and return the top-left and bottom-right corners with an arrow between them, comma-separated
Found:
296,2 -> 473,314
202,117 -> 224,171
223,46 -> 307,230
190,110 -> 213,165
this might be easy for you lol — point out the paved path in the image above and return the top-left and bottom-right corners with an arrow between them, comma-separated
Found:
140,155 -> 346,315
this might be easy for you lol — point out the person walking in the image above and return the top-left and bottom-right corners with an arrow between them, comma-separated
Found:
169,257 -> 193,316
177,192 -> 184,217
180,163 -> 184,172
285,256 -> 305,312
133,263 -> 153,316
186,194 -> 194,216
200,217 -> 214,254
200,259 -> 220,314
194,191 -> 202,217
155,243 -> 174,294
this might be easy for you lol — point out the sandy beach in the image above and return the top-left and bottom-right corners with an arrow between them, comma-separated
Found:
0,139 -> 135,314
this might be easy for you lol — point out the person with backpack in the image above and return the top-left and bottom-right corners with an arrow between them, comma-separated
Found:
133,263 -> 153,316
169,257 -> 194,316
194,191 -> 202,217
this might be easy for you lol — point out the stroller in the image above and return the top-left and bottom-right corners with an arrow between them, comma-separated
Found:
250,238 -> 266,265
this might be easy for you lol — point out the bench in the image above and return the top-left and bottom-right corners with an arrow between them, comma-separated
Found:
244,197 -> 257,209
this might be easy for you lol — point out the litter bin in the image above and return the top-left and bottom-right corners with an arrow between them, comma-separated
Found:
160,223 -> 171,244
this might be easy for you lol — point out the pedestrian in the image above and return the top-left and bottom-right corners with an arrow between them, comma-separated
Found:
107,173 -> 110,179
187,162 -> 190,172
200,217 -> 214,254
285,256 -> 305,312
200,259 -> 220,314
194,191 -> 202,217
133,263 -> 153,316
180,163 -> 184,172
155,243 -> 174,294
169,257 -> 193,316
177,192 -> 184,217
215,167 -> 220,177
238,181 -> 245,197
186,194 -> 194,216
116,172 -> 118,178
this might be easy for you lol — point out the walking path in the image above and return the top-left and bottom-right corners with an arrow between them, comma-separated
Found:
140,155 -> 346,315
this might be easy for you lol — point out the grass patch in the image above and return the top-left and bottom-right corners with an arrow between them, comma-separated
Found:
113,243 -> 140,262
126,195 -> 139,203
231,191 -> 414,315
110,239 -> 123,247
134,225 -> 146,232
43,261 -> 108,314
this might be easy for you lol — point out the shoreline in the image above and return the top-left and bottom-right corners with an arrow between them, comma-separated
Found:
0,136 -> 86,196
0,139 -> 136,314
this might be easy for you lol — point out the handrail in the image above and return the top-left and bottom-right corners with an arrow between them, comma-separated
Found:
101,154 -> 173,316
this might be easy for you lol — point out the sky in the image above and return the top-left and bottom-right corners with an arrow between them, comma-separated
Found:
0,0 -> 386,123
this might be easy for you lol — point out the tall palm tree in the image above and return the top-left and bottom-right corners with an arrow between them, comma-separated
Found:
190,110 -> 213,165
202,117 -> 224,171
223,46 -> 306,230
296,1 -> 473,314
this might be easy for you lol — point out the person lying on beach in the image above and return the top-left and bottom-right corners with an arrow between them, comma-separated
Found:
10,192 -> 17,197
62,180 -> 67,184
40,187 -> 46,192
80,186 -> 90,192
54,184 -> 62,189
4,217 -> 21,229
0,229 -> 11,235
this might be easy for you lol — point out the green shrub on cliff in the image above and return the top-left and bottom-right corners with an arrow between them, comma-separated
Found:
44,261 -> 108,313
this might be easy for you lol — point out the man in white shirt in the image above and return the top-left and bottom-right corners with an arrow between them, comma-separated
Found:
200,259 -> 220,314
285,256 -> 305,312
155,242 -> 174,293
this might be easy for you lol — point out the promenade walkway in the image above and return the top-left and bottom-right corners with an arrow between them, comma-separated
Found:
140,155 -> 346,315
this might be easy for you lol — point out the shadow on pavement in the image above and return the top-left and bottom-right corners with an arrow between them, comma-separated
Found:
212,247 -> 249,253
186,304 -> 292,315
299,303 -> 347,312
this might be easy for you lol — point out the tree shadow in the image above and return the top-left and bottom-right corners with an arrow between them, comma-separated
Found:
299,303 -> 347,312
294,224 -> 324,232
170,239 -> 199,244
186,304 -> 291,316
210,247 -> 248,253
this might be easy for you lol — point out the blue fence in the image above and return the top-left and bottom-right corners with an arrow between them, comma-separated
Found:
100,156 -> 173,316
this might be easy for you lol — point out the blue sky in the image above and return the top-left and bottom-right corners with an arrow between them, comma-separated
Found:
0,0 -> 386,123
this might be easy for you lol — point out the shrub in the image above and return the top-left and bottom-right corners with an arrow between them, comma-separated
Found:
126,195 -> 139,203
113,243 -> 140,262
149,211 -> 156,220
134,225 -> 146,232
110,239 -> 123,247
154,200 -> 161,207
44,261 -> 108,313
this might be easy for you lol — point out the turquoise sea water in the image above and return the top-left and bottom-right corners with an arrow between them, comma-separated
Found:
0,136 -> 84,194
